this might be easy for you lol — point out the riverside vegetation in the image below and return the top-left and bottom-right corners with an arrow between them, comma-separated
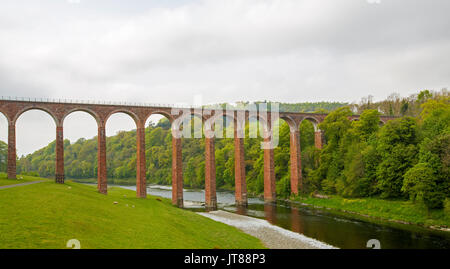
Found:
7,90 -> 450,227
0,174 -> 264,249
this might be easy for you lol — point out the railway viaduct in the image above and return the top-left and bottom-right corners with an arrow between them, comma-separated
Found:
0,98 -> 395,210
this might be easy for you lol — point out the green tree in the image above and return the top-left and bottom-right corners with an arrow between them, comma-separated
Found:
376,117 -> 418,198
403,163 -> 445,209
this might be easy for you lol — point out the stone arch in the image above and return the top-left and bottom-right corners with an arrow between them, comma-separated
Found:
174,111 -> 206,139
61,108 -> 101,128
279,115 -> 297,133
168,108 -> 205,138
14,107 -> 58,179
246,112 -> 277,202
0,111 -> 8,168
143,109 -> 184,207
0,110 -> 11,123
301,116 -> 325,150
60,110 -> 99,183
102,110 -> 140,194
13,106 -> 59,126
144,110 -> 174,125
247,112 -> 270,139
203,111 -> 236,139
145,110 -> 185,207
301,116 -> 321,132
272,117 -> 292,192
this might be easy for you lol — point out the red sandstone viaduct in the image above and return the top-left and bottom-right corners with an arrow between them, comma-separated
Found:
0,97 -> 395,210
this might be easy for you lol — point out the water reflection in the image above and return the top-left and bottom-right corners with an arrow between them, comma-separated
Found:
264,203 -> 277,224
291,207 -> 304,234
235,205 -> 248,215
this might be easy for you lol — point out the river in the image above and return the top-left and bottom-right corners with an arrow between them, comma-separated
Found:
118,184 -> 450,249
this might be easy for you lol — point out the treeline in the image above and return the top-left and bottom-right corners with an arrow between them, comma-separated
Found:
207,101 -> 347,113
11,92 -> 450,210
351,89 -> 448,117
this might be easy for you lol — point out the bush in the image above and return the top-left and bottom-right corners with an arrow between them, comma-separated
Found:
20,171 -> 40,177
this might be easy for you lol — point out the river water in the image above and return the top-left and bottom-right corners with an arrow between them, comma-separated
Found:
119,184 -> 450,249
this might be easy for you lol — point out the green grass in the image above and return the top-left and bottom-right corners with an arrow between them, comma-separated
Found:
0,179 -> 264,249
292,195 -> 450,228
0,172 -> 49,186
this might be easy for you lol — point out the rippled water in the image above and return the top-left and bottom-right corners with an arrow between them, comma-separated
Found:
119,184 -> 450,249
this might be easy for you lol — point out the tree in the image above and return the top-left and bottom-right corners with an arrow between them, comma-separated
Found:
419,97 -> 450,139
376,117 -> 418,198
353,109 -> 381,141
403,163 -> 445,209
311,107 -> 353,194
417,90 -> 432,104
0,141 -> 7,172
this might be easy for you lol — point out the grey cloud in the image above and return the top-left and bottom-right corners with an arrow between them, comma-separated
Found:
0,0 -> 449,154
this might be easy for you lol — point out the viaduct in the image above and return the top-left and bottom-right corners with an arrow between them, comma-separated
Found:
0,97 -> 395,210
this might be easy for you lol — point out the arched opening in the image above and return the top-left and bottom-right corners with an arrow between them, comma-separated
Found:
302,117 -> 324,149
145,111 -> 207,207
15,109 -> 57,180
62,111 -> 99,184
212,113 -> 235,192
105,112 -> 138,187
181,113 -> 205,194
299,118 -> 320,193
244,115 -> 266,198
144,113 -> 173,199
273,118 -> 291,197
0,112 -> 9,177
302,117 -> 320,132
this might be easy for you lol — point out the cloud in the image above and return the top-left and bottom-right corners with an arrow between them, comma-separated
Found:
0,0 -> 449,154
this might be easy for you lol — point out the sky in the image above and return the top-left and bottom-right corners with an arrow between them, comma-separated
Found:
0,0 -> 449,155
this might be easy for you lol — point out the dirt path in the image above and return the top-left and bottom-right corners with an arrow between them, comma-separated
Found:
0,180 -> 46,190
198,210 -> 337,249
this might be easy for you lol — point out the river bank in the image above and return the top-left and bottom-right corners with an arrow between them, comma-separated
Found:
290,195 -> 450,232
75,179 -> 450,231
96,183 -> 450,248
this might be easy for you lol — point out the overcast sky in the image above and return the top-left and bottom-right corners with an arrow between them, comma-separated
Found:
0,0 -> 449,156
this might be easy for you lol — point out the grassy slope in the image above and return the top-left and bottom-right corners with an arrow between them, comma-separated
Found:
0,179 -> 264,249
292,195 -> 450,228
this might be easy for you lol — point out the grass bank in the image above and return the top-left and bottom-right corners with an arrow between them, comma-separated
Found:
291,195 -> 450,229
0,178 -> 264,249
0,173 -> 49,186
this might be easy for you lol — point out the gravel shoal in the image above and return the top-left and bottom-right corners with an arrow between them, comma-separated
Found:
198,210 -> 337,249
